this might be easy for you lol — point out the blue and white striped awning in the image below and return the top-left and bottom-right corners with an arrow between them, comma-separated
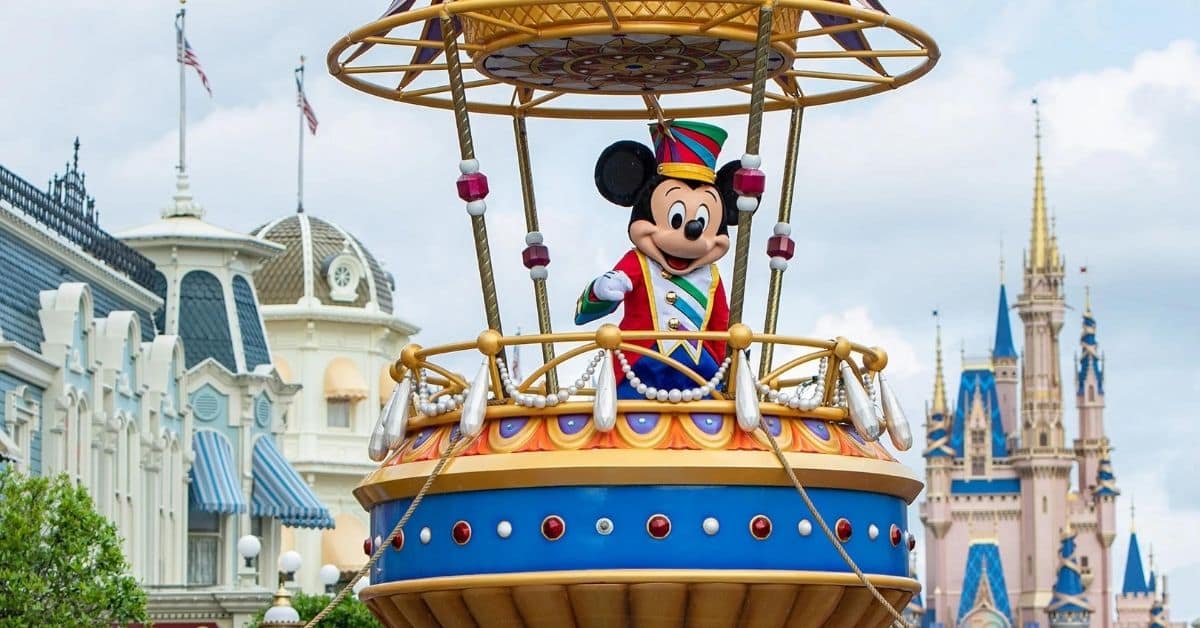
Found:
251,435 -> 334,529
189,430 -> 247,514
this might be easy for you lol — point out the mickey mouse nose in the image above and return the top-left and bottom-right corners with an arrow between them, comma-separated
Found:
684,219 -> 704,241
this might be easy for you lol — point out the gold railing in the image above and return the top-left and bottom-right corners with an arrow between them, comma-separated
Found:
387,323 -> 893,427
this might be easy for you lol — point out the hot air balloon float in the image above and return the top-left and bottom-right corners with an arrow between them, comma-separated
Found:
321,1 -> 939,626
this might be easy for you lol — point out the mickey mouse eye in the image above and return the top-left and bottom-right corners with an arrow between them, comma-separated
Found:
668,201 -> 686,229
695,205 -> 710,229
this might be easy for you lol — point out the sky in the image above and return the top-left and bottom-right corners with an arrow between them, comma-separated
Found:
2,0 -> 1199,619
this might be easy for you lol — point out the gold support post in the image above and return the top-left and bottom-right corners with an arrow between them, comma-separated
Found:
513,114 -> 559,392
441,16 -> 504,336
758,103 -> 804,375
727,2 -> 775,327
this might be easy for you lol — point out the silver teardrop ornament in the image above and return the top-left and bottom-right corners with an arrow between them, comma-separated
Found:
383,377 -> 412,450
839,361 -> 882,441
459,360 -> 491,438
368,407 -> 389,462
593,351 -> 618,432
735,351 -> 762,431
878,373 -> 913,451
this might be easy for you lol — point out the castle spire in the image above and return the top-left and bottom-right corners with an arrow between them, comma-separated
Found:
932,312 -> 948,415
994,281 -> 1017,360
924,310 -> 954,458
1047,524 -> 1091,627
1122,501 -> 1150,594
1028,98 -> 1058,273
1078,278 -> 1103,396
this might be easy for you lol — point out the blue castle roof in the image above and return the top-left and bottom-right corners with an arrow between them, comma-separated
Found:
1122,531 -> 1150,594
993,284 -> 1017,360
1095,451 -> 1119,497
1048,528 -> 1090,615
957,541 -> 1014,625
948,368 -> 1009,459
1077,301 -> 1104,396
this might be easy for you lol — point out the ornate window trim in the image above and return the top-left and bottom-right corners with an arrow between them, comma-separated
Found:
4,385 -> 41,472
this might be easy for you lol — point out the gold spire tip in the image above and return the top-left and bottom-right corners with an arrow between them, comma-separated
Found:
931,313 -> 948,415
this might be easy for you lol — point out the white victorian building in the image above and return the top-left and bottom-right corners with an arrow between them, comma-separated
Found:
250,212 -> 418,594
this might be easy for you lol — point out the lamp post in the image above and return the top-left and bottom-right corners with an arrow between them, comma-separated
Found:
318,563 -> 340,595
278,550 -> 302,589
261,586 -> 303,628
236,534 -> 261,587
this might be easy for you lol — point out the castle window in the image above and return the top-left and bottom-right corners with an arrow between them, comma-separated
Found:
1088,386 -> 1095,402
1081,556 -> 1089,568
1027,555 -> 1032,575
1042,496 -> 1048,513
971,430 -> 984,445
971,458 -> 984,476
187,508 -> 221,586
1039,431 -> 1048,447
327,399 -> 351,429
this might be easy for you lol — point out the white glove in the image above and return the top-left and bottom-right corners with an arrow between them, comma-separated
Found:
592,270 -> 633,302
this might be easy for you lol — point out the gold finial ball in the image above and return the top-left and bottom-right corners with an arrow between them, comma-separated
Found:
400,343 -> 423,370
477,329 -> 504,356
864,347 -> 889,372
727,324 -> 754,350
833,337 -> 852,360
595,324 -> 622,350
389,361 -> 404,381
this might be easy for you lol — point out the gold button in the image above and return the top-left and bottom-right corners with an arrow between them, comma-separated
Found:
661,270 -> 672,279
667,318 -> 680,330
665,291 -> 677,305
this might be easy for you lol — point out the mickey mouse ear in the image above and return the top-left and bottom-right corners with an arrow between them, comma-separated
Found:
714,161 -> 749,226
595,141 -> 656,207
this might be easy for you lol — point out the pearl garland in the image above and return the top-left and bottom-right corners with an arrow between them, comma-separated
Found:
412,370 -> 468,416
410,352 -> 843,416
497,349 -> 606,408
614,349 -> 732,402
754,357 -> 829,411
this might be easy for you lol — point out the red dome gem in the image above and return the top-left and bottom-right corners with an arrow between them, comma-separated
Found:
647,514 -> 671,539
541,515 -> 565,541
835,518 -> 852,542
749,515 -> 772,540
452,520 -> 472,545
391,530 -> 405,551
889,524 -> 902,547
362,537 -> 372,555
907,532 -> 917,552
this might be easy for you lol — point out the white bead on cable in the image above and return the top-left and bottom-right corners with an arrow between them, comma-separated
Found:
529,265 -> 548,280
525,231 -> 543,245
769,257 -> 788,271
740,154 -> 762,169
466,200 -> 487,216
773,222 -> 791,236
459,159 -> 480,174
736,196 -> 758,212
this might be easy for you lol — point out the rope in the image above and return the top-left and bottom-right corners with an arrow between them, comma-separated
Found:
305,432 -> 466,627
758,421 -> 911,628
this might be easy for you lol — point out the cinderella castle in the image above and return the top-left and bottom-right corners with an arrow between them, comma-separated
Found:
908,112 -> 1181,628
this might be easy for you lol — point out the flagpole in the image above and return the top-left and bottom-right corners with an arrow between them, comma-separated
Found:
297,56 -> 305,213
177,1 -> 187,176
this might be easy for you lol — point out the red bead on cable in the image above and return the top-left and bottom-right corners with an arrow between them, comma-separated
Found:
362,537 -> 372,556
456,172 -> 490,202
889,524 -> 902,547
732,168 -> 766,196
391,529 -> 405,551
907,532 -> 917,552
766,235 -> 795,260
522,244 -> 551,268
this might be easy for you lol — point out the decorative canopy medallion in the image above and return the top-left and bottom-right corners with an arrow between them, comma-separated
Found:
479,33 -> 788,94
327,0 -> 939,120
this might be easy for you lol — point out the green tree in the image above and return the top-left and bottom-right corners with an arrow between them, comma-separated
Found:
0,467 -> 147,626
248,591 -> 381,628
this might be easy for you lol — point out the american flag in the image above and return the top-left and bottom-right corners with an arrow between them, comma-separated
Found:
176,27 -> 212,97
296,68 -> 318,135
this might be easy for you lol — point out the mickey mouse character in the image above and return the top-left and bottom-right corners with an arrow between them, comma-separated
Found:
576,120 -> 744,399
